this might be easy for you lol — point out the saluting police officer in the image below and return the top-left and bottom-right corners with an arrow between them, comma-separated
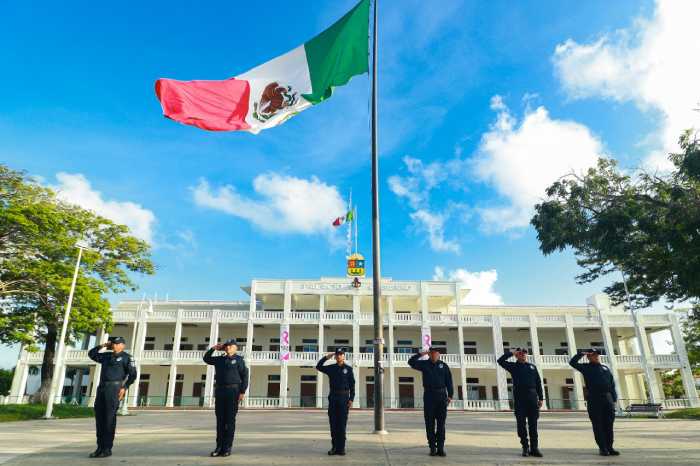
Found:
87,336 -> 137,458
203,338 -> 249,457
408,347 -> 454,457
316,348 -> 355,456
570,349 -> 620,457
497,348 -> 544,457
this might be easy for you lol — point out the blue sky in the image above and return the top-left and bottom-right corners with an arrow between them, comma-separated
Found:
3,1 -> 700,366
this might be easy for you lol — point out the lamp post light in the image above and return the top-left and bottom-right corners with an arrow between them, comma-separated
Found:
44,241 -> 96,419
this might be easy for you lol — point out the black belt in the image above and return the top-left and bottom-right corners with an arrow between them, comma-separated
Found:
100,381 -> 123,386
331,390 -> 350,395
425,387 -> 446,391
216,383 -> 240,388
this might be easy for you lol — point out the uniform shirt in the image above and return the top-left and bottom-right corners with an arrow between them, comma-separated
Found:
203,348 -> 249,392
88,346 -> 137,389
408,353 -> 454,398
316,356 -> 356,401
569,353 -> 617,401
497,352 -> 543,400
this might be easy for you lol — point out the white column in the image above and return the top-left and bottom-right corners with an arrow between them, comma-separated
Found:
88,329 -> 109,407
598,313 -> 624,410
528,314 -> 547,409
634,319 -> 662,404
130,312 -> 148,408
280,281 -> 291,408
204,309 -> 220,408
316,295 -> 325,408
420,281 -> 429,322
457,320 -> 467,409
669,314 -> 700,407
244,316 -> 255,408
166,309 -> 183,407
564,315 -> 585,410
8,345 -> 28,404
352,294 -> 361,408
492,316 -> 508,410
387,297 -> 396,409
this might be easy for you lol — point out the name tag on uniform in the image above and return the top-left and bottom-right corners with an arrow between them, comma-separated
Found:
343,368 -> 348,374
439,364 -> 444,369
229,359 -> 237,365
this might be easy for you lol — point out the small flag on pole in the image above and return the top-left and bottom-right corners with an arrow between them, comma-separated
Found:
332,210 -> 354,227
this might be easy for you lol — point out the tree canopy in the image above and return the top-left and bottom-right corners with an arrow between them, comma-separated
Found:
0,164 -> 154,399
531,130 -> 700,311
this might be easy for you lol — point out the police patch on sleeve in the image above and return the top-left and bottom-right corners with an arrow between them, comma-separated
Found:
602,366 -> 608,371
439,363 -> 444,369
129,357 -> 136,367
530,365 -> 535,370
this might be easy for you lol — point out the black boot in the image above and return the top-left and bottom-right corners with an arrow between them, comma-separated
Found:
328,448 -> 337,456
530,447 -> 543,457
96,449 -> 111,458
608,448 -> 620,456
437,448 -> 447,457
599,449 -> 610,456
521,446 -> 530,457
210,446 -> 222,457
429,446 -> 437,456
88,448 -> 102,458
220,449 -> 231,457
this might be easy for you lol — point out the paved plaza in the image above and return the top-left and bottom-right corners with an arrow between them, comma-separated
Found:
0,409 -> 698,465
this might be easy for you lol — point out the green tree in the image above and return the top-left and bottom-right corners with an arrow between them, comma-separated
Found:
0,367 -> 12,396
0,165 -> 154,401
531,130 -> 700,312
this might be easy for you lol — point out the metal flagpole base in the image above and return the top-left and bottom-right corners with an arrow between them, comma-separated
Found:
373,429 -> 388,435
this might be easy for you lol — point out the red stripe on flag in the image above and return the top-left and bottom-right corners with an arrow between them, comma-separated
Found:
155,78 -> 251,131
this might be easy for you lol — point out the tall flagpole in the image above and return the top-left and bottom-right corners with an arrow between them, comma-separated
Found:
370,0 -> 386,435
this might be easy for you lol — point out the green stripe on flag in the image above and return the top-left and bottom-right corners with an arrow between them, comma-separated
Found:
302,0 -> 370,104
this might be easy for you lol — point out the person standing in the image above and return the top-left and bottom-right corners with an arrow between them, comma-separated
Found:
316,348 -> 355,456
87,336 -> 137,458
203,338 -> 249,457
570,349 -> 620,456
497,348 -> 544,457
408,347 -> 454,457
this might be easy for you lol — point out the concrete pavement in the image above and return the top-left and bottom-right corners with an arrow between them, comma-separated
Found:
0,409 -> 698,465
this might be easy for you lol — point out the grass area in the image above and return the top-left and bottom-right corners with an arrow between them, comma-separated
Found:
665,408 -> 700,420
0,404 -> 93,422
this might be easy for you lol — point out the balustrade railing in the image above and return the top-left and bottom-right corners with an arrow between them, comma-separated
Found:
289,312 -> 320,321
540,355 -> 569,366
219,310 -> 249,321
662,398 -> 689,409
246,397 -> 281,408
615,355 -> 641,365
652,354 -> 680,366
462,354 -> 495,365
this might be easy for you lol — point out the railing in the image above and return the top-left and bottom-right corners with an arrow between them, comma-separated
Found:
442,354 -> 461,365
150,310 -> 177,321
219,310 -> 249,321
536,315 -> 565,325
500,316 -> 529,324
250,351 -> 281,362
605,314 -> 633,325
462,354 -> 495,365
251,310 -> 283,320
642,315 -> 670,325
391,353 -> 412,364
142,350 -> 172,361
459,315 -> 492,325
177,350 -> 205,361
64,350 -> 90,362
289,311 -> 319,322
540,355 -> 569,366
246,397 -> 281,408
615,355 -> 641,365
112,311 -> 136,322
662,398 -> 689,409
464,399 -> 496,410
289,352 -> 319,363
354,352 -> 374,363
359,312 -> 374,322
652,354 -> 681,366
182,310 -> 211,321
392,313 -> 422,324
572,315 -> 601,325
428,313 -> 457,324
323,312 -> 354,322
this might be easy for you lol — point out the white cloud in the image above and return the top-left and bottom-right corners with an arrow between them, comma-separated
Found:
389,155 -> 464,253
433,266 -> 504,305
553,0 -> 700,171
191,173 -> 346,243
410,210 -> 460,254
52,173 -> 156,243
472,97 -> 603,232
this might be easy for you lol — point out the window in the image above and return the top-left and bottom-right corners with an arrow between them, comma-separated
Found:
502,341 -> 510,346
197,344 -> 208,351
237,337 -> 247,343
141,374 -> 150,380
590,341 -> 604,347
466,378 -> 479,384
397,340 -> 413,345
268,375 -> 281,381
560,342 -> 568,347
302,339 -> 318,343
398,377 -> 414,383
334,339 -> 350,344
463,341 -> 477,355
565,378 -> 574,385
554,348 -> 569,355
432,340 -> 447,346
270,338 -> 280,343
144,344 -> 154,351
463,341 -> 477,346
164,344 -> 173,350
204,337 -> 210,343
506,378 -> 513,384
180,344 -> 193,351
300,375 -> 317,382
366,376 -> 374,382
201,374 -> 206,381
252,345 -> 263,351
145,336 -> 155,342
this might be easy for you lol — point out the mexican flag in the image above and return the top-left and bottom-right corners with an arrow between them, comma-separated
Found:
332,209 -> 354,227
155,0 -> 369,134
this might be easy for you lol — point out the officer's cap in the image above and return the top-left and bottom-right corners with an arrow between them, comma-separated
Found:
514,347 -> 528,354
589,348 -> 602,355
428,347 -> 440,353
222,338 -> 238,347
108,336 -> 126,345
334,348 -> 346,355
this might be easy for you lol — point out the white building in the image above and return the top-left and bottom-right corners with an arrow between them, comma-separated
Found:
7,278 -> 699,411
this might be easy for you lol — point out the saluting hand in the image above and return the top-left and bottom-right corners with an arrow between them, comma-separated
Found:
327,352 -> 335,358
118,388 -> 126,401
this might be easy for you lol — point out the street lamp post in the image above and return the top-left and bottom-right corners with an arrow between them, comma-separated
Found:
44,242 -> 91,419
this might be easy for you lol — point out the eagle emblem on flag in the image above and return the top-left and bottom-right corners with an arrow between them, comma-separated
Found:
253,82 -> 299,122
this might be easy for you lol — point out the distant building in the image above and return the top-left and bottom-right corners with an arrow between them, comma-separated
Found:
6,278 -> 699,410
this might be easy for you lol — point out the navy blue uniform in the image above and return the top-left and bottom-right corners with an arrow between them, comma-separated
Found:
88,346 -> 137,452
204,348 -> 249,452
497,352 -> 543,451
408,353 -> 454,452
316,356 -> 355,453
570,353 -> 618,453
